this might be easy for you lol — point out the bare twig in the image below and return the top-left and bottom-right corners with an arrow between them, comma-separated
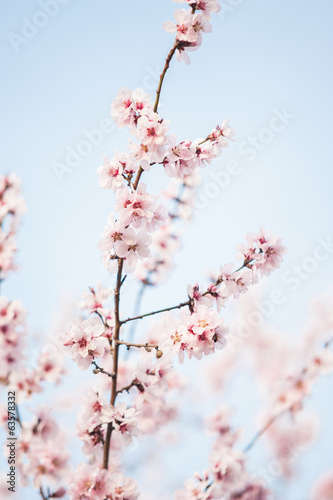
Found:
243,414 -> 278,453
116,378 -> 144,395
120,300 -> 191,325
116,339 -> 159,352
39,487 -> 48,500
92,361 -> 114,379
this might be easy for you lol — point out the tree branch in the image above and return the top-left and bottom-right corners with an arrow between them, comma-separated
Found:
103,258 -> 123,470
92,361 -> 114,378
243,337 -> 333,454
243,414 -> 278,453
116,378 -> 144,395
116,340 -> 162,357
132,40 -> 181,191
39,487 -> 48,500
120,300 -> 191,324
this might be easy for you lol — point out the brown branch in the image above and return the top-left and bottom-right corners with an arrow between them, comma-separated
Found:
243,414 -> 278,453
243,336 -> 333,454
132,41 -> 181,191
127,284 -> 146,342
16,403 -> 23,428
102,37 -> 191,469
120,263 -> 249,325
120,300 -> 191,325
154,40 -> 179,114
39,487 -> 48,500
116,340 -> 157,350
103,258 -> 123,470
116,340 -> 162,358
92,361 -> 114,378
116,378 -> 144,395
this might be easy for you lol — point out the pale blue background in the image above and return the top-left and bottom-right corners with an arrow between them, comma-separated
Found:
1,1 -> 333,499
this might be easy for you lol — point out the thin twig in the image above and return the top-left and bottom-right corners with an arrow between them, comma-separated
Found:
116,378 -> 143,395
243,336 -> 333,453
116,340 -> 159,351
127,284 -> 146,342
92,361 -> 114,378
121,263 -> 249,325
16,403 -> 23,428
243,414 -> 278,453
120,300 -> 191,325
132,41 -> 181,191
39,487 -> 47,500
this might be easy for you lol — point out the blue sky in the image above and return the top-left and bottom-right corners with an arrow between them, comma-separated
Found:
1,0 -> 333,498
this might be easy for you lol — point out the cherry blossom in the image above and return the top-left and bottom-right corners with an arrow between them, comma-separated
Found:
111,87 -> 152,129
174,1 -> 221,20
78,282 -> 113,318
63,317 -> 108,370
68,464 -> 139,500
97,154 -> 126,191
238,227 -> 287,277
100,402 -> 139,445
6,3 -> 331,500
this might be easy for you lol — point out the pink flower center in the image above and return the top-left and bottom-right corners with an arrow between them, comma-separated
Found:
78,338 -> 87,348
147,127 -> 156,137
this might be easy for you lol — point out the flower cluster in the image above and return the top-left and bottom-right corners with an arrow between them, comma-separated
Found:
158,228 -> 286,363
135,173 -> 199,286
0,174 -> 26,279
3,2 -> 331,500
78,283 -> 115,333
0,180 -> 66,398
98,79 -> 234,275
268,343 -> 333,416
76,387 -> 119,464
11,407 -> 69,493
68,463 -> 139,500
266,412 -> 318,478
164,1 -> 221,64
101,402 -> 139,446
162,305 -> 229,362
0,296 -> 26,381
64,316 -> 109,370
238,227 -> 287,278
176,405 -> 272,500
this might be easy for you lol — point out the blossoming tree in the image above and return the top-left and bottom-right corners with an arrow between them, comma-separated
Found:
1,1 -> 332,499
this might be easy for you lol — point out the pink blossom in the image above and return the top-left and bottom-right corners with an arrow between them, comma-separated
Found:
162,305 -> 229,362
111,87 -> 151,129
115,227 -> 151,270
97,155 -> 125,191
64,317 -> 108,370
175,476 -> 212,500
307,348 -> 333,380
115,184 -> 156,230
23,444 -> 69,489
173,1 -> 221,20
186,304 -> 229,358
135,111 -> 169,160
98,214 -> 126,253
164,138 -> 197,179
100,403 -> 139,445
164,9 -> 198,43
209,446 -> 245,487
36,351 -> 66,383
239,227 -> 287,277
78,282 -> 113,317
